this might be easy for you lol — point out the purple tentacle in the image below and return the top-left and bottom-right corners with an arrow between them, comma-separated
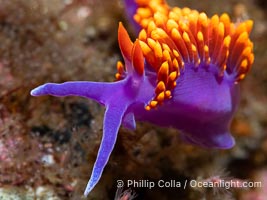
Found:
84,102 -> 128,196
31,81 -> 116,105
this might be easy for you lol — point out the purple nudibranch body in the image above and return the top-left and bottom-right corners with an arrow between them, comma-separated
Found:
31,0 -> 254,196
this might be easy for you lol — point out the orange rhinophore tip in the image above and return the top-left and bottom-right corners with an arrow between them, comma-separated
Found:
132,39 -> 145,75
116,23 -> 145,78
118,22 -> 133,61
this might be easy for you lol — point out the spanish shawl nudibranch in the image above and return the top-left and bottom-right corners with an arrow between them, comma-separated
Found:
30,0 -> 254,196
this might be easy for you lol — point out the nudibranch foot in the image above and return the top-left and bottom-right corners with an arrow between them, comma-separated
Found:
180,131 -> 235,149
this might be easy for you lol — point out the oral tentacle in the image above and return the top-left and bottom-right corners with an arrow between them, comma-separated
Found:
84,102 -> 129,196
30,81 -> 118,105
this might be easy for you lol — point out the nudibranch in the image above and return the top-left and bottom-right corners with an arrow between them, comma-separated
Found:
30,0 -> 254,196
